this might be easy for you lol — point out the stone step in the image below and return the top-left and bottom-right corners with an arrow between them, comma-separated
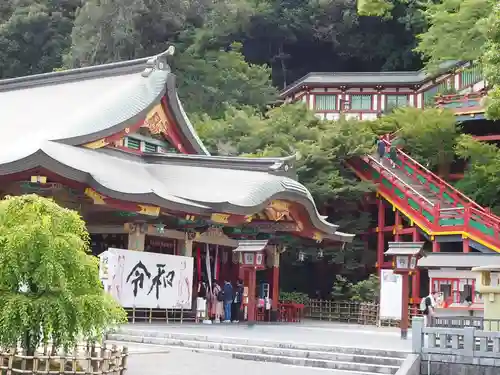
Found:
109,330 -> 406,374
107,339 -> 399,375
112,328 -> 408,358
108,334 -> 403,366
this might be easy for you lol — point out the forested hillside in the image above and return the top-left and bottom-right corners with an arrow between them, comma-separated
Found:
0,0 -> 498,283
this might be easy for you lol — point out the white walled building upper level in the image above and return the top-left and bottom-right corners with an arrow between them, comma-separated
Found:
279,61 -> 485,121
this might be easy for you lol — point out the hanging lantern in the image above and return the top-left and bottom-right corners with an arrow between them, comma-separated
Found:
154,223 -> 165,234
298,251 -> 305,262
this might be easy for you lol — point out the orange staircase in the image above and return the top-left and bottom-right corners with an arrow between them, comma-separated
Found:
348,140 -> 500,253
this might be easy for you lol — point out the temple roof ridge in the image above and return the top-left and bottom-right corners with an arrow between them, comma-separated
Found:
280,60 -> 462,97
141,151 -> 297,178
0,140 -> 351,242
0,56 -> 154,93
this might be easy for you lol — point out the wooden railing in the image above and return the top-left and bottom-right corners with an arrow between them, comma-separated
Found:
354,139 -> 500,250
305,299 -> 421,327
125,307 -> 196,324
0,343 -> 127,375
383,138 -> 483,211
435,92 -> 485,111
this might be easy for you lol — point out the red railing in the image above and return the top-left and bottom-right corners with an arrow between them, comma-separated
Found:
353,150 -> 500,250
382,138 -> 484,212
435,92 -> 485,107
360,156 -> 437,231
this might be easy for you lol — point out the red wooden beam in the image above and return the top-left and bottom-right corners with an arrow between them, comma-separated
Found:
161,97 -> 190,154
473,134 -> 500,141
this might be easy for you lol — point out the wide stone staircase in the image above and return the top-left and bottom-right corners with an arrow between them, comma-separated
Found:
108,327 -> 407,374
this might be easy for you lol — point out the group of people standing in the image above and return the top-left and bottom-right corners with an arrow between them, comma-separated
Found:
198,279 -> 244,323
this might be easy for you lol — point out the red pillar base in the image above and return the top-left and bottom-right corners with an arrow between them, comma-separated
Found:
463,238 -> 470,253
376,198 -> 385,274
246,267 -> 257,322
432,240 -> 440,252
268,266 -> 279,310
412,228 -> 421,302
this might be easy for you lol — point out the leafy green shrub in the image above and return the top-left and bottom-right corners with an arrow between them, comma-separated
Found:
0,195 -> 126,354
279,291 -> 310,304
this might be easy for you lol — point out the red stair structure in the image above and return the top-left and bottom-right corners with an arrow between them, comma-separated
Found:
348,139 -> 500,255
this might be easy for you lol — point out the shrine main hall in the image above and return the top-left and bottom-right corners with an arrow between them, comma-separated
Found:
0,48 -> 353,321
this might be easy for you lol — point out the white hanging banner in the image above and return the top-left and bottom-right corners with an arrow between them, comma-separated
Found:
214,245 -> 219,280
99,248 -> 194,309
205,244 -> 212,292
379,269 -> 403,320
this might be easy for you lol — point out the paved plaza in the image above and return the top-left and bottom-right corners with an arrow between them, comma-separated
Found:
121,320 -> 412,351
118,321 -> 412,374
126,346 -> 382,375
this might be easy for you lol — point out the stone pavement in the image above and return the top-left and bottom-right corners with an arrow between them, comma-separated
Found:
120,320 -> 412,351
118,320 -> 412,374
126,344 -> 388,375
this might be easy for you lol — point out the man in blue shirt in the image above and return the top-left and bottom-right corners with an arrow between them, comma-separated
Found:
223,280 -> 233,322
377,137 -> 386,163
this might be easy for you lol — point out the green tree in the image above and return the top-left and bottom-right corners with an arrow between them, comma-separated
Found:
173,43 -> 278,118
330,274 -> 379,301
455,135 -> 500,213
415,0 -> 492,71
196,103 -> 376,266
483,3 -> 500,120
67,1 -> 277,118
350,274 -> 380,302
0,2 -> 74,78
376,107 -> 459,176
64,0 -> 146,67
0,195 -> 126,354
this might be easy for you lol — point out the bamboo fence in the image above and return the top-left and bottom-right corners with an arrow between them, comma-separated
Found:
0,343 -> 128,375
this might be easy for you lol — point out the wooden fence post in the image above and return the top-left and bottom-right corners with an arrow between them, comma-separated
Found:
120,347 -> 128,375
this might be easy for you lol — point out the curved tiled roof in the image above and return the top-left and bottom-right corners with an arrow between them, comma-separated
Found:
0,58 -> 167,149
0,141 -> 352,242
280,61 -> 461,97
0,49 -> 354,243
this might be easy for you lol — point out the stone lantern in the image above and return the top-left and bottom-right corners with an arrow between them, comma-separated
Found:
385,242 -> 426,339
471,265 -> 500,331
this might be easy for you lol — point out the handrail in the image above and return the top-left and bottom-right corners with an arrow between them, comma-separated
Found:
471,207 -> 500,227
435,92 -> 484,104
383,138 -> 485,212
353,156 -> 500,247
366,155 -> 435,207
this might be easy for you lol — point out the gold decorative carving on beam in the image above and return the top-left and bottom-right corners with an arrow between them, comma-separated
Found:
137,204 -> 160,217
83,138 -> 109,149
211,213 -> 230,224
265,200 -> 293,222
143,104 -> 169,135
313,232 -> 323,243
30,175 -> 47,184
84,188 -> 106,205
270,200 -> 289,211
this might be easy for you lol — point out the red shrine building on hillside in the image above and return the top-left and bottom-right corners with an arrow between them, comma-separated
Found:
281,62 -> 500,317
280,61 -> 485,123
0,48 -> 353,322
